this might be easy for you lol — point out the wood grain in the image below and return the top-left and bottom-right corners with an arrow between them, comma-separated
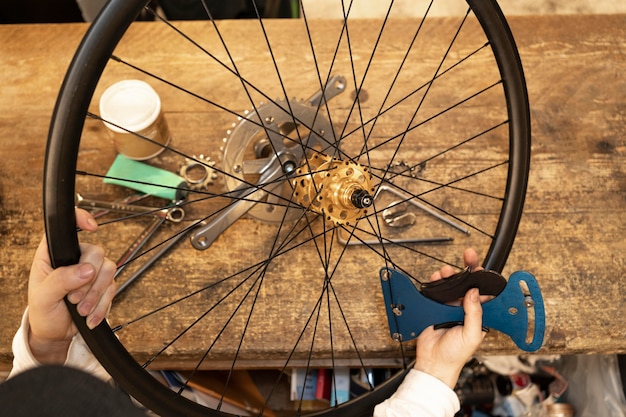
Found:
0,14 -> 625,370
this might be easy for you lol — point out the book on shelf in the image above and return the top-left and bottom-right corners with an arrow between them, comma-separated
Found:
290,368 -> 317,401
315,368 -> 332,401
291,367 -> 353,406
330,367 -> 351,406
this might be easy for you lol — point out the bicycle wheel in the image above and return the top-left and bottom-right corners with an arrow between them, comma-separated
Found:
44,0 -> 530,416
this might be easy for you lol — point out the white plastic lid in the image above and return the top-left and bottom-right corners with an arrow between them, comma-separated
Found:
99,80 -> 161,133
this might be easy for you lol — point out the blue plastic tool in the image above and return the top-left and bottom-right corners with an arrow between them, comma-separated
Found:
380,268 -> 545,352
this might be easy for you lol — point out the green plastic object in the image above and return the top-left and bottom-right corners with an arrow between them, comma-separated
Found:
104,154 -> 187,201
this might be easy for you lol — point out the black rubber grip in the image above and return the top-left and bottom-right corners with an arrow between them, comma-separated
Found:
421,268 -> 507,303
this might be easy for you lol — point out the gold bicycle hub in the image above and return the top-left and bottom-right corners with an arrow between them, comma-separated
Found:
292,153 -> 374,226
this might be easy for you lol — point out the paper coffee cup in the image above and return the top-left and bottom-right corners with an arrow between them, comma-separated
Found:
99,80 -> 171,160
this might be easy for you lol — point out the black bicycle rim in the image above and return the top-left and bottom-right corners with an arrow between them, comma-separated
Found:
44,1 -> 530,416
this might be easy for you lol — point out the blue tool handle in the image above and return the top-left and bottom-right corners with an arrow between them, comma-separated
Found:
380,268 -> 545,352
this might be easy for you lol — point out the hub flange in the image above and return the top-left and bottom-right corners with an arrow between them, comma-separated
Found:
292,153 -> 374,225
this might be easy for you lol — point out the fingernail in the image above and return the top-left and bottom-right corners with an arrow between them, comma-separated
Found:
87,315 -> 101,330
86,216 -> 98,231
470,288 -> 480,302
77,263 -> 95,280
79,302 -> 93,316
67,290 -> 83,304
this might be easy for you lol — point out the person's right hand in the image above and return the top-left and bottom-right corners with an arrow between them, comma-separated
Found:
27,209 -> 116,364
413,248 -> 486,388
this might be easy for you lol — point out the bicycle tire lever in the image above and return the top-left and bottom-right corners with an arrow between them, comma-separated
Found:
380,267 -> 545,352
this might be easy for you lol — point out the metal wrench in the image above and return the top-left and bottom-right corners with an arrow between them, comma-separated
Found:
75,193 -> 185,223
115,222 -> 202,297
337,183 -> 468,246
374,184 -> 470,234
90,193 -> 150,219
114,215 -> 165,279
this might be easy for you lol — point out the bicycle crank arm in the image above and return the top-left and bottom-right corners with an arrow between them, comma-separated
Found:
379,268 -> 545,352
190,159 -> 284,250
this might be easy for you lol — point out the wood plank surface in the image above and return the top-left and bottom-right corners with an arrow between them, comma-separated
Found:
0,14 -> 625,371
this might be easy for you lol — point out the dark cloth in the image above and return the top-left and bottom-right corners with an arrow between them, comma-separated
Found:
0,0 -> 83,23
0,365 -> 146,417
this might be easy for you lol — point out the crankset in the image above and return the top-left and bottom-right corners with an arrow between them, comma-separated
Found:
379,267 -> 545,352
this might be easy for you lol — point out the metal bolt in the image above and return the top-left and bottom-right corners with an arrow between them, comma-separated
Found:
391,304 -> 405,316
524,296 -> 535,308
351,189 -> 373,209
282,161 -> 297,175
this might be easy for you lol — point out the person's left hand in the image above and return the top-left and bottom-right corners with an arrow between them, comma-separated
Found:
27,209 -> 116,364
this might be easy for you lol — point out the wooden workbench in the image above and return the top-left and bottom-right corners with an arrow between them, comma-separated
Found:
0,14 -> 625,371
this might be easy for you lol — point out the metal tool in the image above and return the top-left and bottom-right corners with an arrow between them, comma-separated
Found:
336,183 -> 470,246
379,267 -> 545,352
382,200 -> 416,227
115,222 -> 202,297
75,193 -> 185,295
114,215 -> 165,279
189,156 -> 286,250
374,184 -> 470,234
337,232 -> 452,246
75,193 -> 184,222
90,193 -> 150,219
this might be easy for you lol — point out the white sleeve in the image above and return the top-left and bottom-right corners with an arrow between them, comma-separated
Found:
374,369 -> 460,417
9,309 -> 111,382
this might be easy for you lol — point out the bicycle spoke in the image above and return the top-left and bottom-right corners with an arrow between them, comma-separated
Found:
45,1 -> 531,415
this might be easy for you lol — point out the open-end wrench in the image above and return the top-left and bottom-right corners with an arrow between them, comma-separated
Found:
75,193 -> 184,223
90,193 -> 150,219
115,222 -> 203,297
114,215 -> 165,279
337,184 -> 468,246
374,184 -> 470,234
